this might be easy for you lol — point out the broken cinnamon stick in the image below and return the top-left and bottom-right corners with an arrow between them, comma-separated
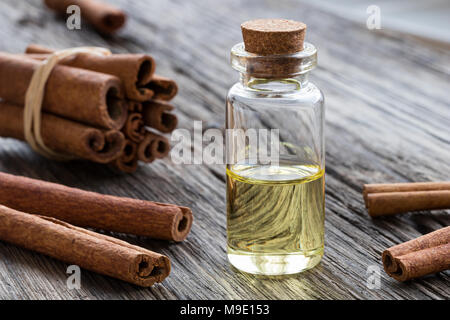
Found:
0,52 -> 127,129
142,100 -> 178,133
123,112 -> 145,143
382,226 -> 450,281
0,171 -> 193,242
137,130 -> 170,163
0,102 -> 125,163
44,0 -> 127,34
0,204 -> 169,287
25,45 -> 156,101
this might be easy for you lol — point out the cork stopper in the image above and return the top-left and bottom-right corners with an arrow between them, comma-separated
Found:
241,19 -> 306,55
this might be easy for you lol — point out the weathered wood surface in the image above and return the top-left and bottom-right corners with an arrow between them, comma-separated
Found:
0,0 -> 449,300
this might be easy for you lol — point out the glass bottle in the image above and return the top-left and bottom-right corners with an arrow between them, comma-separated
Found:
226,23 -> 325,275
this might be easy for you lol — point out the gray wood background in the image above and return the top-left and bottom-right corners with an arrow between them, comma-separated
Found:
0,0 -> 449,300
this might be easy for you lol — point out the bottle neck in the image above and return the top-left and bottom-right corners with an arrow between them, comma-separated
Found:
239,73 -> 310,93
230,42 -> 317,93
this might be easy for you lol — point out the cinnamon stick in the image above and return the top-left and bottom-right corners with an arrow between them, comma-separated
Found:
0,171 -> 193,242
364,189 -> 450,217
144,75 -> 178,101
0,204 -> 169,287
0,102 -> 125,163
111,154 -> 138,173
123,113 -> 145,143
25,45 -> 156,101
0,52 -> 127,129
44,0 -> 127,34
382,226 -> 450,281
137,130 -> 170,163
23,44 -> 54,54
363,182 -> 450,205
142,100 -> 178,133
121,140 -> 138,163
128,100 -> 143,112
110,140 -> 139,173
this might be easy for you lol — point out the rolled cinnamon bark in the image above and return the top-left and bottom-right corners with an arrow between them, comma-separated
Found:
363,182 -> 450,205
144,75 -> 178,101
123,112 -> 145,143
44,0 -> 127,34
121,140 -> 138,163
128,100 -> 143,112
110,140 -> 139,173
25,45 -> 156,101
0,171 -> 193,242
137,130 -> 170,163
24,44 -> 54,54
0,102 -> 125,163
142,100 -> 178,133
382,227 -> 450,281
0,204 -> 170,287
0,52 -> 127,129
365,190 -> 450,217
111,156 -> 138,173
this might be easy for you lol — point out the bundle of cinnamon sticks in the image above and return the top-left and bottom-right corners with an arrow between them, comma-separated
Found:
0,171 -> 193,287
0,44 -> 178,172
363,182 -> 450,282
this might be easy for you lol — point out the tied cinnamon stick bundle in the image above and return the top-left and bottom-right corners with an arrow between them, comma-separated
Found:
0,204 -> 170,287
0,102 -> 125,163
137,130 -> 171,163
0,172 -> 193,242
142,100 -> 178,133
44,0 -> 127,34
382,227 -> 450,282
363,182 -> 450,217
25,45 -> 156,101
17,45 -> 178,171
0,52 -> 127,130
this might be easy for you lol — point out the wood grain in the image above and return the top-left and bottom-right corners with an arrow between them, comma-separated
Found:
0,0 -> 449,299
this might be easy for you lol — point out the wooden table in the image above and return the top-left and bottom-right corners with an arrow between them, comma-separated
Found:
0,0 -> 448,300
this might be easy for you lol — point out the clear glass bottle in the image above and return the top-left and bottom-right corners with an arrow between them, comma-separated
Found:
226,40 -> 325,275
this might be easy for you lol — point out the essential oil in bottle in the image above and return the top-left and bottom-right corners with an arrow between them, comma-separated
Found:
226,19 -> 325,275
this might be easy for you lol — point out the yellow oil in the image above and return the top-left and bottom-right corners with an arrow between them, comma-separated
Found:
226,163 -> 325,275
